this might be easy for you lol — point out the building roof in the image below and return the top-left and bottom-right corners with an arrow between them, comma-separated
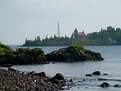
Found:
77,32 -> 85,36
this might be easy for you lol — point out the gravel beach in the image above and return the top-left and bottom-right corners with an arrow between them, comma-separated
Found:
0,68 -> 65,91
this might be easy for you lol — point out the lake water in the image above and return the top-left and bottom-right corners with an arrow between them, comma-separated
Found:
9,46 -> 121,91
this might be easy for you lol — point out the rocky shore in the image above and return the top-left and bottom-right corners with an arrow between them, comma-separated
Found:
0,44 -> 104,66
0,68 -> 65,91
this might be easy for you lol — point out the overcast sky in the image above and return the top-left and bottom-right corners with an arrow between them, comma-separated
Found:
0,0 -> 121,45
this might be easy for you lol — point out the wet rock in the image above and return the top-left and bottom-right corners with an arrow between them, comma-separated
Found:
92,71 -> 101,76
85,74 -> 92,77
29,71 -> 36,76
52,73 -> 64,80
103,73 -> 108,75
49,79 -> 59,84
69,79 -> 73,82
40,62 -> 49,64
113,84 -> 121,87
100,82 -> 110,87
78,80 -> 83,82
98,78 -> 106,80
35,72 -> 46,77
8,67 -> 17,72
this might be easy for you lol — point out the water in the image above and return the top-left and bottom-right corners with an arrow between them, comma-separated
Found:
9,45 -> 121,90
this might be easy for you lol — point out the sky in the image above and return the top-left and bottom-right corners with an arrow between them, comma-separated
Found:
0,0 -> 121,45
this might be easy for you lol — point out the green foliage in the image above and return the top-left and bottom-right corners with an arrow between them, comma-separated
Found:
66,45 -> 86,53
87,26 -> 121,45
0,48 -> 5,55
0,43 -> 46,65
0,43 -> 10,49
13,48 -> 46,64
0,43 -> 14,63
0,43 -> 13,55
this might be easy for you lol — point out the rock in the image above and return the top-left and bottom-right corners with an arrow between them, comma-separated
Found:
29,71 -> 36,76
8,67 -> 17,72
40,79 -> 44,84
100,82 -> 110,87
52,73 -> 64,80
103,73 -> 108,75
69,79 -> 73,82
0,68 -> 66,91
46,45 -> 104,62
85,74 -> 92,77
39,62 -> 49,64
113,84 -> 121,87
92,71 -> 101,76
98,78 -> 107,80
35,72 -> 46,77
49,79 -> 60,84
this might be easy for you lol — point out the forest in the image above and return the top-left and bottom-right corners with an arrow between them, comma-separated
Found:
23,26 -> 121,46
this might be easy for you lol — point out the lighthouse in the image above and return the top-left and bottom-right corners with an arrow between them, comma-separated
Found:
57,21 -> 60,38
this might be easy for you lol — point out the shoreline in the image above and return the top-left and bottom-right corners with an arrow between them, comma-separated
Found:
0,68 -> 66,91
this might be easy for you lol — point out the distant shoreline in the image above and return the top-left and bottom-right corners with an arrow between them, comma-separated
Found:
21,45 -> 121,47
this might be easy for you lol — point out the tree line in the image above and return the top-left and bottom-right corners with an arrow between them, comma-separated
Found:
23,26 -> 121,46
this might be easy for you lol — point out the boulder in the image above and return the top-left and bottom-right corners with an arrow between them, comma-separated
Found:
29,71 -> 36,76
100,82 -> 110,87
92,71 -> 101,76
113,84 -> 121,87
52,73 -> 64,80
69,79 -> 73,82
85,74 -> 92,77
103,73 -> 108,75
8,67 -> 17,72
35,72 -> 46,77
46,45 -> 104,62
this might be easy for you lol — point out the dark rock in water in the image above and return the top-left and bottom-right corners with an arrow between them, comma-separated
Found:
35,72 -> 46,77
8,67 -> 17,72
103,73 -> 108,75
69,79 -> 73,82
39,62 -> 49,64
29,71 -> 36,76
113,84 -> 121,87
46,45 -> 104,62
98,78 -> 107,80
92,71 -> 101,76
52,73 -> 64,80
85,74 -> 92,77
100,82 -> 110,87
